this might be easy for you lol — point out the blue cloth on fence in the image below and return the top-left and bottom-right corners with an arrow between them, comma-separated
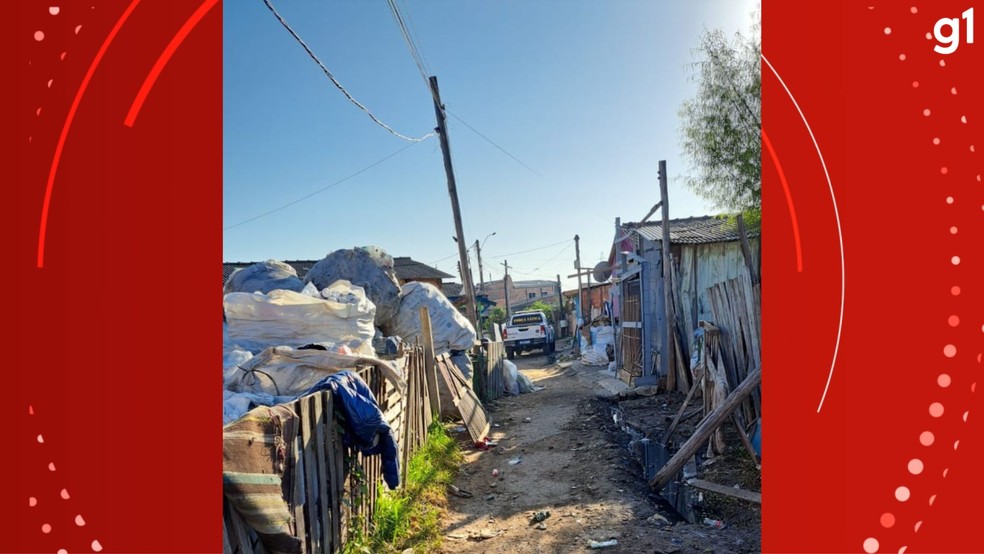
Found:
304,371 -> 401,489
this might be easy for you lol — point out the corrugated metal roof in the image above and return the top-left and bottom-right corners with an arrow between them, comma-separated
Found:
393,257 -> 453,280
625,215 -> 759,245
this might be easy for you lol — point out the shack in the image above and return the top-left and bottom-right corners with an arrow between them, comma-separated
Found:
609,215 -> 760,387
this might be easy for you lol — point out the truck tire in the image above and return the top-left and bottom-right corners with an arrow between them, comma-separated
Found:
507,348 -> 516,360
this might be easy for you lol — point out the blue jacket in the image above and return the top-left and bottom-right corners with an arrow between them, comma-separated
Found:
304,371 -> 401,489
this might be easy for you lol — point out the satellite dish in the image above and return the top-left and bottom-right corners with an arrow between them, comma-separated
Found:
592,261 -> 612,283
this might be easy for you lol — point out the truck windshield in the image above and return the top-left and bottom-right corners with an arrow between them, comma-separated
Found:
511,314 -> 543,326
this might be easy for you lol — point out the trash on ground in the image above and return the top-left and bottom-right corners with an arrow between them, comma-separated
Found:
448,484 -> 473,498
453,426 -> 466,433
467,529 -> 500,541
492,469 -> 499,477
484,494 -> 496,501
508,457 -> 522,465
528,510 -> 551,524
647,513 -> 671,525
703,518 -> 725,529
523,417 -> 532,423
536,522 -> 547,530
588,539 -> 619,549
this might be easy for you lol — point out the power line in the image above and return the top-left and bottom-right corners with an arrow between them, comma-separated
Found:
486,238 -> 570,259
262,0 -> 433,143
446,110 -> 547,181
385,0 -> 430,89
224,142 -> 416,231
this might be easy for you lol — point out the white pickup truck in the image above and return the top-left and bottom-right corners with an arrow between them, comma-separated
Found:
502,311 -> 555,359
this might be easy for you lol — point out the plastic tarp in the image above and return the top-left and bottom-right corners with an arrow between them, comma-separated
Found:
304,246 -> 401,328
223,390 -> 295,425
224,280 -> 376,356
223,259 -> 305,295
387,281 -> 476,355
226,346 -> 405,399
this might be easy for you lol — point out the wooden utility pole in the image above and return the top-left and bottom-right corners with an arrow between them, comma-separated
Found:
430,76 -> 478,332
502,260 -> 512,318
475,239 -> 485,294
658,160 -> 675,382
574,235 -> 585,352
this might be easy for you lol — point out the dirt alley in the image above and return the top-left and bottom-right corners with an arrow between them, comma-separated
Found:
437,343 -> 761,554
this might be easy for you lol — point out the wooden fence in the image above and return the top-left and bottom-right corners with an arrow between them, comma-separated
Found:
223,345 -> 435,554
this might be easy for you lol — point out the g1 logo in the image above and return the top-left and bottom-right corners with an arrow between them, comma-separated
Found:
934,7 -> 974,54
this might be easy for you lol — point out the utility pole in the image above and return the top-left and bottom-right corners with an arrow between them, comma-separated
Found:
658,160 -> 676,386
574,234 -> 585,351
502,260 -> 512,319
475,239 -> 485,295
430,76 -> 478,331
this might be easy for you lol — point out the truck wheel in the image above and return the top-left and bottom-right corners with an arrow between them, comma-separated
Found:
507,348 -> 516,360
549,341 -> 556,353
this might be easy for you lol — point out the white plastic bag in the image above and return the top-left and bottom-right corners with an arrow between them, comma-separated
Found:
224,280 -> 376,355
502,359 -> 520,395
387,282 -> 476,355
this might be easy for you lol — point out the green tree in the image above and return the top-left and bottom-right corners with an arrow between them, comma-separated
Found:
484,306 -> 507,332
522,300 -> 555,323
679,15 -> 761,223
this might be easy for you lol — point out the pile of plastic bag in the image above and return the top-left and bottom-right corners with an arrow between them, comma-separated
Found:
304,247 -> 402,328
385,281 -> 477,355
224,259 -> 305,295
224,280 -> 376,356
581,325 -> 615,366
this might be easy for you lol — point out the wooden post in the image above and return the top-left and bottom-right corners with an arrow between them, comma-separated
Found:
430,76 -> 478,331
419,307 -> 441,418
658,160 -> 675,382
502,260 -> 511,319
650,365 -> 762,490
574,235 -> 585,352
737,214 -> 759,285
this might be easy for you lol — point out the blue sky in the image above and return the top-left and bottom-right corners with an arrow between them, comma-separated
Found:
223,0 -> 759,290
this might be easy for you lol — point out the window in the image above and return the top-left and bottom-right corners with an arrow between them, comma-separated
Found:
528,292 -> 536,299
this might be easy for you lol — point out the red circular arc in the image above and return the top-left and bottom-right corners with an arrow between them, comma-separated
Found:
37,0 -> 143,269
763,128 -> 804,272
124,0 -> 220,128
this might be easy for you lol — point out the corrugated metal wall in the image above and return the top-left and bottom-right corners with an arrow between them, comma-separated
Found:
641,236 -> 760,379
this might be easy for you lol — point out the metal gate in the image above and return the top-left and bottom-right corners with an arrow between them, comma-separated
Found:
621,277 -> 643,378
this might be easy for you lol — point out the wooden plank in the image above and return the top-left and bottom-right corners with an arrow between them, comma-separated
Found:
313,392 -> 331,553
687,478 -> 761,504
330,406 -> 344,547
732,413 -> 760,468
299,396 -> 321,554
290,401 -> 307,551
419,308 -> 442,418
650,365 -> 761,490
455,384 -> 491,444
662,367 -> 704,445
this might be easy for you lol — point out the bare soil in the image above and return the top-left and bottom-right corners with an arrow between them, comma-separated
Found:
436,345 -> 761,554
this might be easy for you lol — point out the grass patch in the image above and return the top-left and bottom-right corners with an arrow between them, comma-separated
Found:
347,420 -> 462,554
